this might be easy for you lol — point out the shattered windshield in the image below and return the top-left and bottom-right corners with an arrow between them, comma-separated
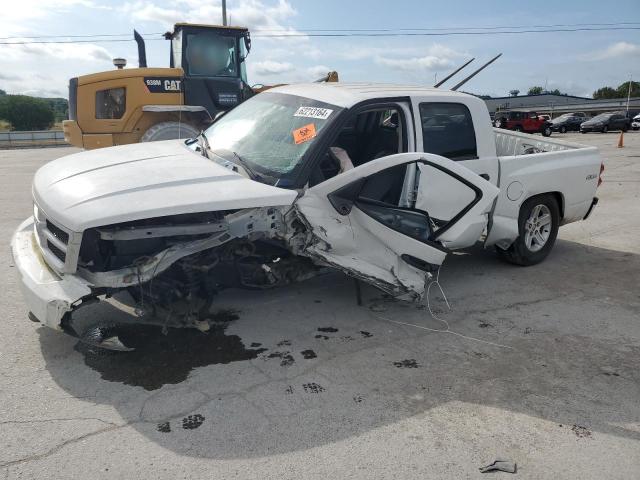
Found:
203,92 -> 341,180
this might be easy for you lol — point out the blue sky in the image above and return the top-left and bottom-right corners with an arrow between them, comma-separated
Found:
1,0 -> 638,98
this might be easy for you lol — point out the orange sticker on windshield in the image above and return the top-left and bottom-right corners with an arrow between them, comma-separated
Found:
292,123 -> 316,144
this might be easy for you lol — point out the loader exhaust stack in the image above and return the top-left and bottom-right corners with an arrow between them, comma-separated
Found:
134,30 -> 147,68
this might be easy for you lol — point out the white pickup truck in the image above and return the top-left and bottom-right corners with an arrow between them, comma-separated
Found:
11,83 -> 603,347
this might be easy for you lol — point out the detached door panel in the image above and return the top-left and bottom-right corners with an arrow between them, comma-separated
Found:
295,153 -> 498,297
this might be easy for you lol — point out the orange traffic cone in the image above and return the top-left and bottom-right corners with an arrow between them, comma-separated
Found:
617,131 -> 624,148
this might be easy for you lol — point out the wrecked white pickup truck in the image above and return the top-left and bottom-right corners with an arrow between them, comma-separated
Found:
12,83 -> 603,347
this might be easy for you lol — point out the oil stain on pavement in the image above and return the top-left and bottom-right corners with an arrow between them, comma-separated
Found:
393,359 -> 419,368
300,349 -> 317,359
156,414 -> 206,433
75,311 -> 267,391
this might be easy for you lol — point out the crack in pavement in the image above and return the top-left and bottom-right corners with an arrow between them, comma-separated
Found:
0,417 -> 118,426
0,422 -> 134,468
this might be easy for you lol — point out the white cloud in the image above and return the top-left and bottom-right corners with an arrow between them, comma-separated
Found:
592,42 -> 640,60
337,44 -> 466,62
0,73 -> 23,81
123,0 -> 301,35
306,65 -> 334,79
252,60 -> 294,75
372,45 -> 466,72
0,0 -> 110,35
375,54 -> 453,71
4,43 -> 113,62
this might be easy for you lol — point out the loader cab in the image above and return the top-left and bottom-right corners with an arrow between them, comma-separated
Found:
167,23 -> 254,117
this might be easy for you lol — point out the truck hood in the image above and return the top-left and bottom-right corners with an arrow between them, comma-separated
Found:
33,140 -> 298,231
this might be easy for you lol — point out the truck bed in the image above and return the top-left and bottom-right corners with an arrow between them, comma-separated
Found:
494,128 -> 591,156
486,128 -> 602,248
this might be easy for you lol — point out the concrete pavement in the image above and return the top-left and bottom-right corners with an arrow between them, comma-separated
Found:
1,132 -> 639,479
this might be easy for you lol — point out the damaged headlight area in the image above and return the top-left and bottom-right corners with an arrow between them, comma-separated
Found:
58,208 -> 321,345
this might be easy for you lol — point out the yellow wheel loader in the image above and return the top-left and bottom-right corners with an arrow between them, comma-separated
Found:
63,23 -> 338,149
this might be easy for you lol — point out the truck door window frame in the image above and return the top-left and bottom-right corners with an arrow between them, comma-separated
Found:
419,102 -> 478,161
299,97 -> 414,189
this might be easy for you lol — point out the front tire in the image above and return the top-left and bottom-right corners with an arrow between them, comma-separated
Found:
541,126 -> 552,137
602,125 -> 608,133
559,126 -> 567,134
140,122 -> 200,142
496,194 -> 560,266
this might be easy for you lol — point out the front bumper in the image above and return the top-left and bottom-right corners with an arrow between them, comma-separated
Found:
11,217 -> 92,330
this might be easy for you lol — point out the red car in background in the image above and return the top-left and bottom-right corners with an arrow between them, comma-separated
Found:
494,111 -> 553,136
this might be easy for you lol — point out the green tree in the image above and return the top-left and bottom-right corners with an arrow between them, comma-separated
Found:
546,88 -> 567,96
509,89 -> 520,97
0,89 -> 6,96
2,95 -> 54,131
527,86 -> 544,95
616,81 -> 640,98
592,86 -> 618,99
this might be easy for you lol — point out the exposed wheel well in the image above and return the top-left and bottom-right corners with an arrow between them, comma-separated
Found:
523,191 -> 564,219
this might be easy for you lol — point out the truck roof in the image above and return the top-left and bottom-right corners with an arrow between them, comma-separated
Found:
269,83 -> 474,108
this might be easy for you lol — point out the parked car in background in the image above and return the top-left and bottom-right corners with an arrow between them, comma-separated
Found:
631,114 -> 640,131
494,111 -> 552,136
581,112 -> 630,133
551,113 -> 587,133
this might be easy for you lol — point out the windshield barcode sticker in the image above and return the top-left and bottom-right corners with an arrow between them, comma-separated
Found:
294,106 -> 333,120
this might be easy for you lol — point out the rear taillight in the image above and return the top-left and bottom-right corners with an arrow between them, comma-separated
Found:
598,163 -> 604,187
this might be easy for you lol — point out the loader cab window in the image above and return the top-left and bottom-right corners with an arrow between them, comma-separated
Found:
95,87 -> 125,119
313,106 -> 407,184
184,31 -> 238,77
239,37 -> 248,83
419,103 -> 477,161
171,30 -> 183,68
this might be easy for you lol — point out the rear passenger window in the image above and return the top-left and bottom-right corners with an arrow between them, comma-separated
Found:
419,103 -> 477,160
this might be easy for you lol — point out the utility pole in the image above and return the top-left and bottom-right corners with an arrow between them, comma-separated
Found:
627,74 -> 633,114
222,0 -> 228,26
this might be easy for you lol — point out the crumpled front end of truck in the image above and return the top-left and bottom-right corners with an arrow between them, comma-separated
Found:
11,205 -> 322,349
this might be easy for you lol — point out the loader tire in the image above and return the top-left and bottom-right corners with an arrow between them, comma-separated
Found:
495,194 -> 560,266
140,122 -> 199,142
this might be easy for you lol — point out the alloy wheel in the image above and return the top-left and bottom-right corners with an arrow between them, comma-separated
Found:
524,204 -> 552,252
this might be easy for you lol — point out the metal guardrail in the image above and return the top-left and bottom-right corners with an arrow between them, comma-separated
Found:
0,130 -> 67,149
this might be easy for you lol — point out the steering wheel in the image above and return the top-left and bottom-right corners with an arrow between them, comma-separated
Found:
319,148 -> 342,179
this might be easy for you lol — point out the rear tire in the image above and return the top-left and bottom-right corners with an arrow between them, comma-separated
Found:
496,194 -> 560,266
559,126 -> 567,133
602,125 -> 608,133
541,126 -> 552,137
514,125 -> 523,132
140,122 -> 199,142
